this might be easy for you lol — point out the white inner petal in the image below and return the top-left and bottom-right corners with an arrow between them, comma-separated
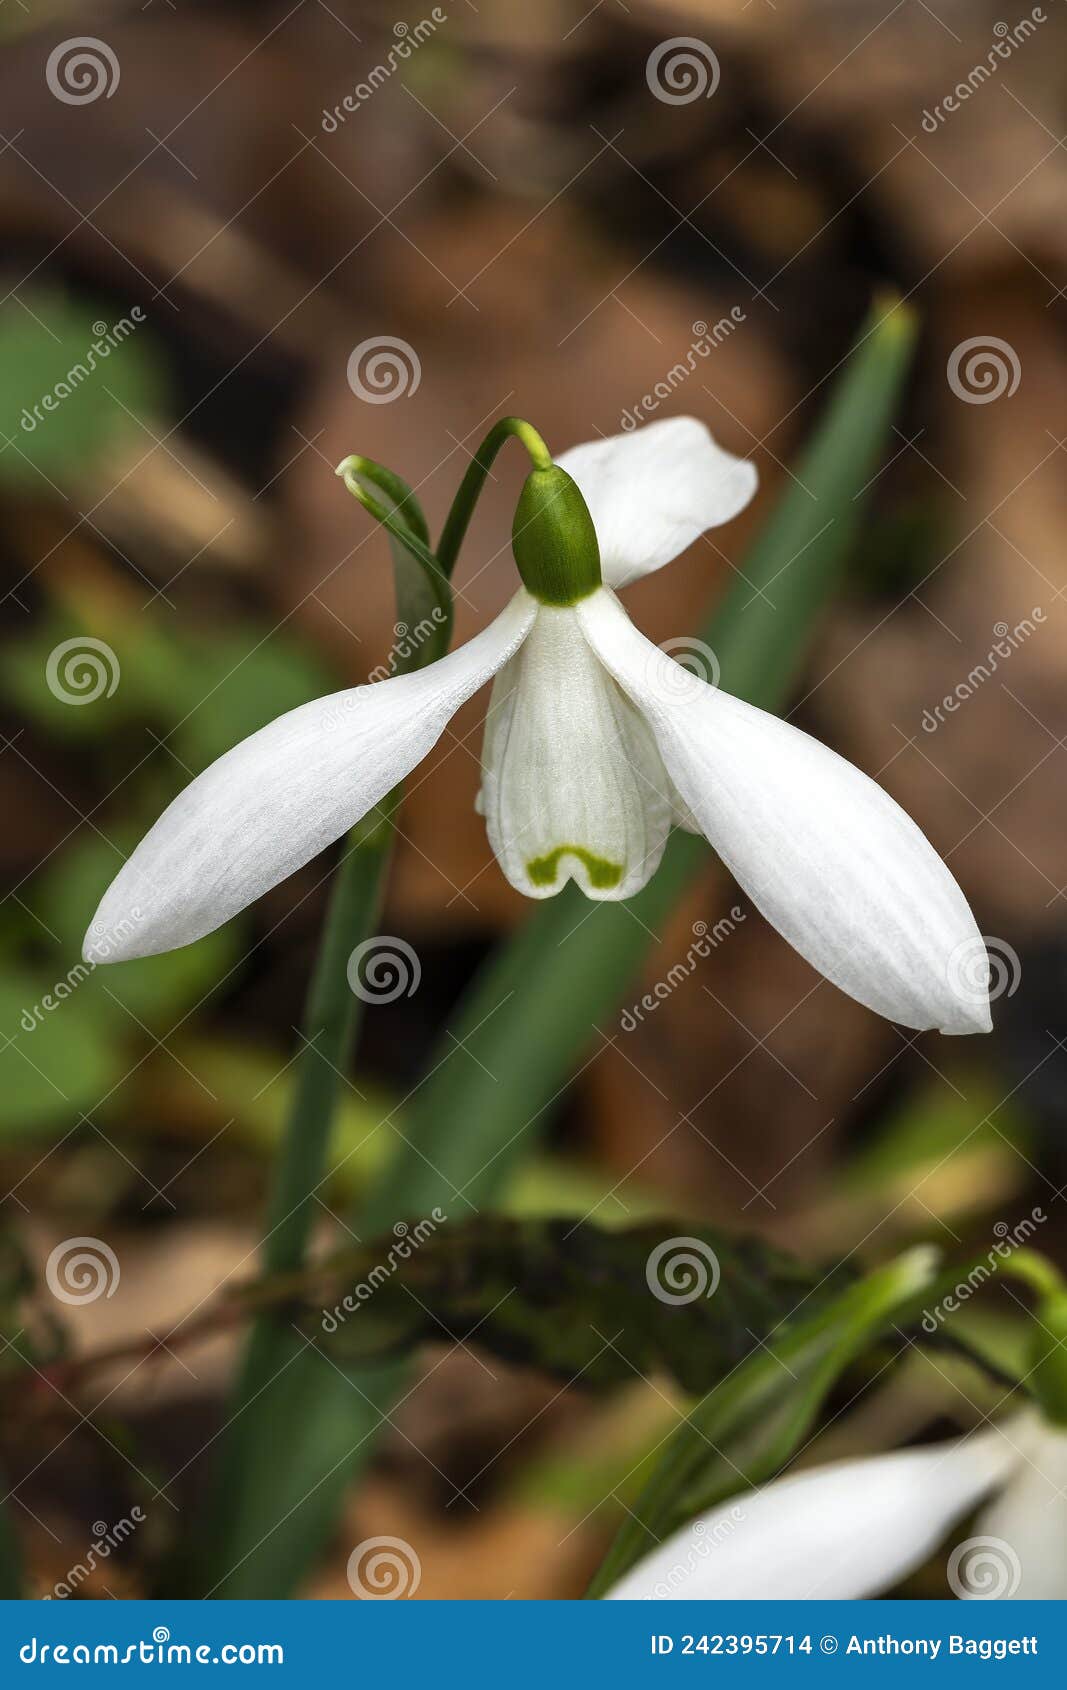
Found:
478,600 -> 671,900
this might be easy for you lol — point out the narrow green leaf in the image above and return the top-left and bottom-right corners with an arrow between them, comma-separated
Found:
198,300 -> 917,1597
189,803 -> 396,1595
585,1246 -> 937,1596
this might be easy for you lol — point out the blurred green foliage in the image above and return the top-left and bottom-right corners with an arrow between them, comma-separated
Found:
0,293 -> 168,491
0,285 -> 337,1151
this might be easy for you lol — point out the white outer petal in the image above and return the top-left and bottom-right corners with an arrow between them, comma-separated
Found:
970,1414 -> 1067,1599
555,417 -> 757,589
577,590 -> 991,1034
607,1430 -> 1015,1601
478,600 -> 671,900
84,591 -> 537,961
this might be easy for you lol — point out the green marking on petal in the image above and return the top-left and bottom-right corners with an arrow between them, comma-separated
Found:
526,846 -> 623,890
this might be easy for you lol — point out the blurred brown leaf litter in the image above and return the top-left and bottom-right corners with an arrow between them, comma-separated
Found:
0,0 -> 1065,1597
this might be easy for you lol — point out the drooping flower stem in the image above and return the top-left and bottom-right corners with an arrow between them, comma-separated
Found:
439,415 -> 601,604
436,416 -> 553,577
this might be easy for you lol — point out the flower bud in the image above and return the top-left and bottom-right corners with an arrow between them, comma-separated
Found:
511,466 -> 602,606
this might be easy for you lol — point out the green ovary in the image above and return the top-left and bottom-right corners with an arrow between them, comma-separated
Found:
525,846 -> 623,890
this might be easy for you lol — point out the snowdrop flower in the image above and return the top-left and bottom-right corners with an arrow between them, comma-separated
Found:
607,1409 -> 1067,1601
83,415 -> 989,1034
